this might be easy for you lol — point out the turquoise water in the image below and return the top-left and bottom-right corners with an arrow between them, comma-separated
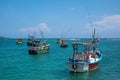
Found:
0,38 -> 120,80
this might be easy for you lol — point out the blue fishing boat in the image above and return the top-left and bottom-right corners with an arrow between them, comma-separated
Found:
67,29 -> 102,72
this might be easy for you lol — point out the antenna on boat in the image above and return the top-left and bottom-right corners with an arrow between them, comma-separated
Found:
97,29 -> 99,39
19,32 -> 22,39
34,31 -> 36,38
86,8 -> 99,50
86,7 -> 94,38
92,28 -> 95,38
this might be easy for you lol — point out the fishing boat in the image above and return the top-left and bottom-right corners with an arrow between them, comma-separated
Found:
28,31 -> 50,54
67,29 -> 102,72
56,39 -> 62,44
57,34 -> 68,47
60,39 -> 68,48
16,38 -> 23,44
28,40 -> 50,54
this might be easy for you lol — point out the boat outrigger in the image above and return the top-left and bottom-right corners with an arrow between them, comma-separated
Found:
67,29 -> 102,72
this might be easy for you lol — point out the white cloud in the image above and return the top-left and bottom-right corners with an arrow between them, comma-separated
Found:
94,15 -> 120,38
19,22 -> 51,38
20,22 -> 51,34
75,15 -> 120,38
38,23 -> 51,32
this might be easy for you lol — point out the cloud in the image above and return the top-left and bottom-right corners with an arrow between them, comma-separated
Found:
20,22 -> 51,34
38,23 -> 51,32
94,14 -> 120,38
83,14 -> 120,38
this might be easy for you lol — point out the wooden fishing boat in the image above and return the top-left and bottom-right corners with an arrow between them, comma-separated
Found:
67,29 -> 102,72
16,38 -> 23,44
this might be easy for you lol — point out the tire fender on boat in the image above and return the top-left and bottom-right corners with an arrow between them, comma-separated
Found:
72,64 -> 77,70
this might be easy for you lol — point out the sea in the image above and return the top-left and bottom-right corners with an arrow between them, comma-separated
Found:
0,38 -> 120,80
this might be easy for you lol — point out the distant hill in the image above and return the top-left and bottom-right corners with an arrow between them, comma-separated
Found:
0,36 -> 9,39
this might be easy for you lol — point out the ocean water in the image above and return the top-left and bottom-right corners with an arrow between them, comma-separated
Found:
0,38 -> 120,80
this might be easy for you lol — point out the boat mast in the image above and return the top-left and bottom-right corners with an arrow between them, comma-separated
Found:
92,28 -> 97,51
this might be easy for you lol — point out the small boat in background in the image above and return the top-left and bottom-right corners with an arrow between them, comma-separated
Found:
56,34 -> 68,48
56,39 -> 62,44
67,29 -> 102,72
57,38 -> 68,48
60,39 -> 68,48
16,38 -> 23,44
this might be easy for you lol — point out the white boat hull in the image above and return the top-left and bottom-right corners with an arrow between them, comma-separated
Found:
68,63 -> 88,72
67,62 -> 99,72
67,50 -> 102,72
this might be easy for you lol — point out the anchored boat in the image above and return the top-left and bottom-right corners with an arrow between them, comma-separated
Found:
28,44 -> 50,54
67,29 -> 102,72
56,39 -> 62,44
60,39 -> 68,48
28,30 -> 51,54
16,38 -> 23,44
28,40 -> 50,54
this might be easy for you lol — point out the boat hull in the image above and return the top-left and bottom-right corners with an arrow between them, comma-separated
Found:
16,39 -> 23,44
67,51 -> 102,72
28,49 -> 49,54
89,62 -> 99,71
67,62 -> 99,72
61,44 -> 68,48
68,62 -> 88,72
28,45 -> 50,54
16,41 -> 22,44
57,39 -> 62,44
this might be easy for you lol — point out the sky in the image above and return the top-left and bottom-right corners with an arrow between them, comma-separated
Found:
0,0 -> 120,38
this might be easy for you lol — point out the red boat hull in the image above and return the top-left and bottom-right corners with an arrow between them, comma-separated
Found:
89,62 -> 99,71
